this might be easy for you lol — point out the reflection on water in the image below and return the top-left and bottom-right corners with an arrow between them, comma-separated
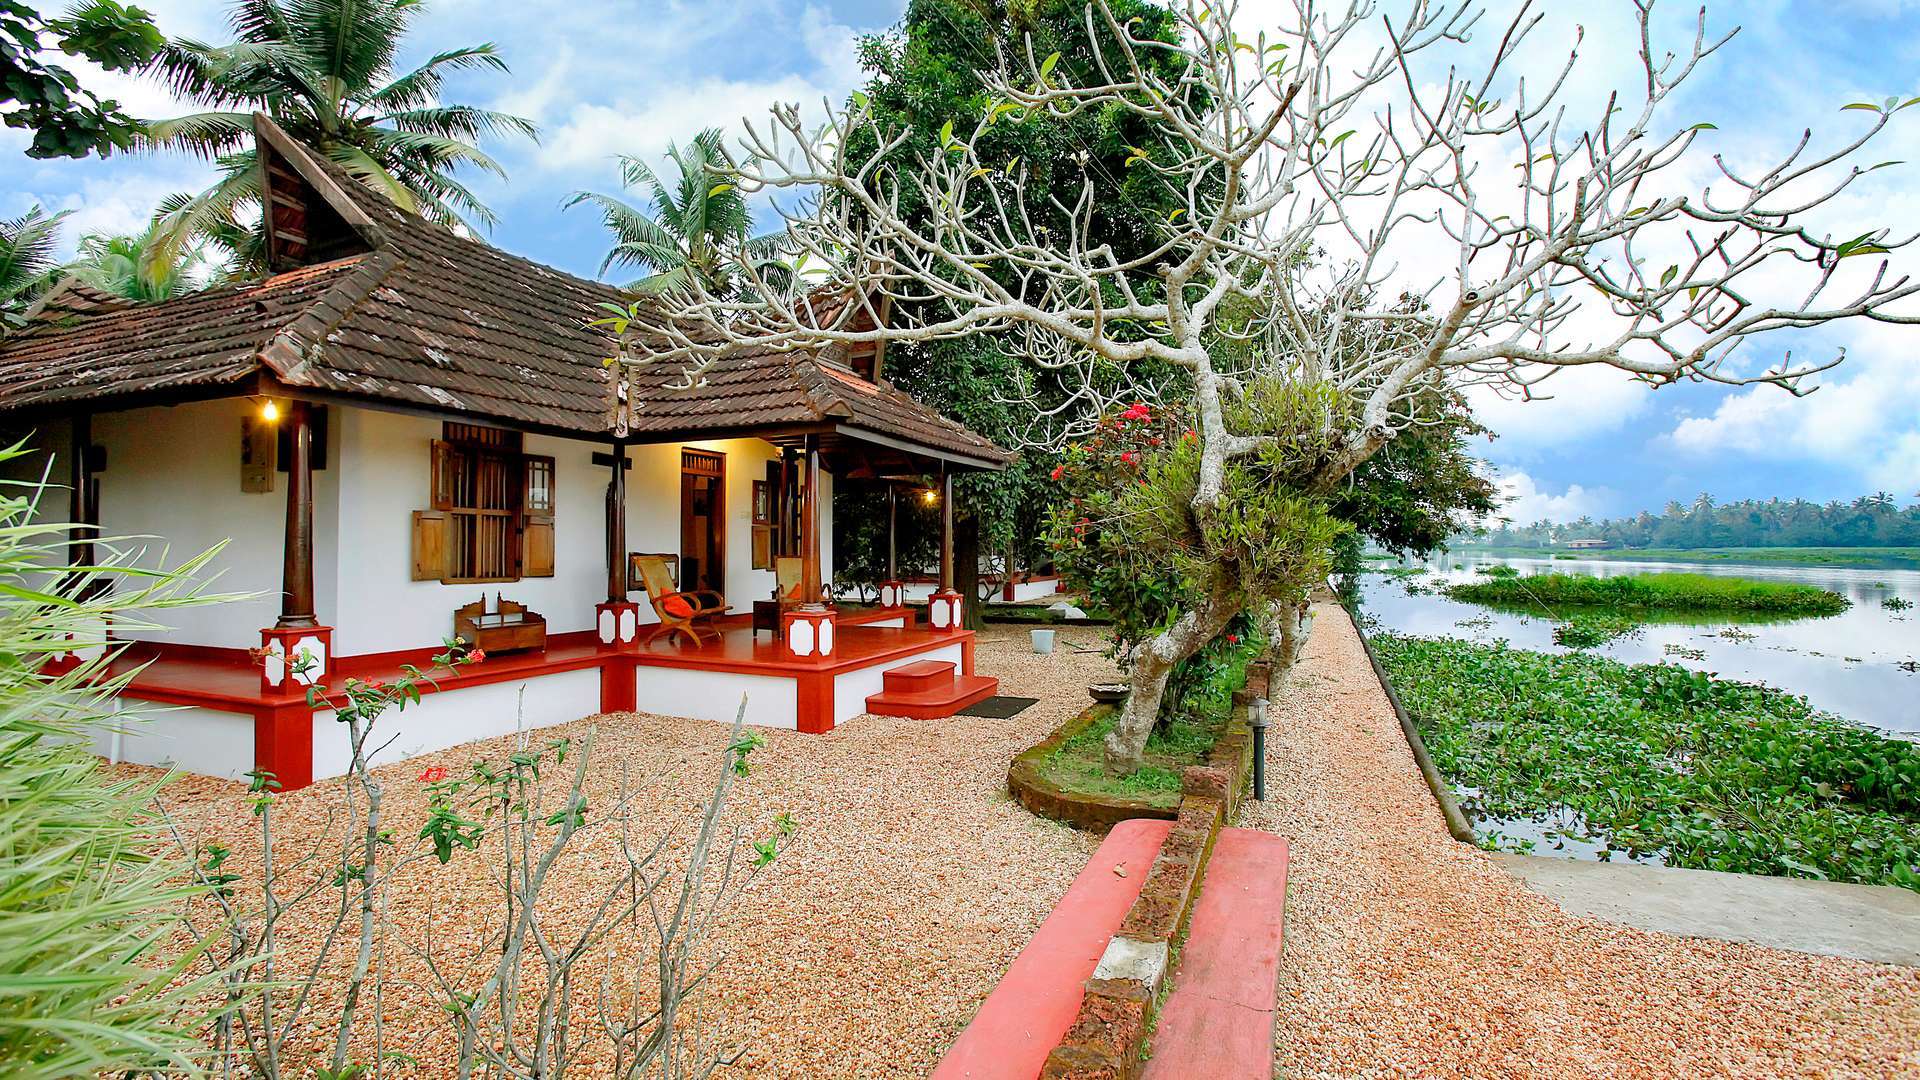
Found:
1359,553 -> 1920,737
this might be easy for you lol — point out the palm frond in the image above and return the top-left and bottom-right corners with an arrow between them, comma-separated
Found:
379,105 -> 537,144
0,207 -> 72,310
367,44 -> 509,112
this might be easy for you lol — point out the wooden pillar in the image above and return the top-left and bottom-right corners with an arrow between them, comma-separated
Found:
276,401 -> 317,629
605,442 -> 627,603
939,470 -> 955,592
68,413 -> 97,572
886,482 -> 898,582
261,400 -> 330,693
800,434 -> 824,604
594,443 -> 640,648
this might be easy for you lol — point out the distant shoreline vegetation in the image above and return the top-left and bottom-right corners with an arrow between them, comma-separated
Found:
1463,494 -> 1920,552
1445,572 -> 1850,617
1447,544 -> 1920,569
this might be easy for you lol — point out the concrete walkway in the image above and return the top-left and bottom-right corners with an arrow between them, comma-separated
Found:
1492,853 -> 1920,967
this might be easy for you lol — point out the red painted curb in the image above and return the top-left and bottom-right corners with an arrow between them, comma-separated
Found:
1140,827 -> 1290,1080
932,818 -> 1174,1080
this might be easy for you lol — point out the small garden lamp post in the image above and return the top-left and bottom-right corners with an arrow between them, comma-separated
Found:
1250,696 -> 1269,801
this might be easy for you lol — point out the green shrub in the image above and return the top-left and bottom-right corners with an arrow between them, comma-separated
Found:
1374,633 -> 1920,890
1446,571 -> 1847,616
0,462 -> 236,1074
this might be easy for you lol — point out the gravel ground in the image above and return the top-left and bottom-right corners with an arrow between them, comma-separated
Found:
1244,602 -> 1920,1079
151,624 -> 1117,1077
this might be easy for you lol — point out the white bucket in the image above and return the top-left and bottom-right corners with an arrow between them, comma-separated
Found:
1031,628 -> 1057,654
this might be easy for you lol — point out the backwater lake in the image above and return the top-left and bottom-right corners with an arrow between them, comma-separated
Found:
1355,553 -> 1920,739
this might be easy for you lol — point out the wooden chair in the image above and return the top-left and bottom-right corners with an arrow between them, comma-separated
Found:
632,553 -> 727,640
773,556 -> 806,607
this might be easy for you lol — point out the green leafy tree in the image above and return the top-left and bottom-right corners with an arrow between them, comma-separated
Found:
0,0 -> 164,158
1328,386 -> 1498,589
837,0 -> 1191,584
140,0 -> 536,274
565,128 -> 786,296
0,205 -> 71,324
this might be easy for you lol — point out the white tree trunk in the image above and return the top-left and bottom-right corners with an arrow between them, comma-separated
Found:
1103,570 -> 1240,773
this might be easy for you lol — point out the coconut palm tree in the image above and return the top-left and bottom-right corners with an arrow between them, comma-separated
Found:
65,218 -> 215,302
564,129 -> 787,297
140,0 -> 537,276
0,205 -> 70,325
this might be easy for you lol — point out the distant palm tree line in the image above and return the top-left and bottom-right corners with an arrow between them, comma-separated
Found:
1473,493 -> 1920,550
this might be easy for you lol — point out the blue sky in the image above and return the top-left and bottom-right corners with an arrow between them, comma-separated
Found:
5,0 -> 1919,524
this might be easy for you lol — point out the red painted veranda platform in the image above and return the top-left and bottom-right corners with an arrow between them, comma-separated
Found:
93,606 -> 992,790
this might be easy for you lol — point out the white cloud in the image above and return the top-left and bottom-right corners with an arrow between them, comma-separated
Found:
1484,468 -> 1612,526
1665,321 -> 1920,491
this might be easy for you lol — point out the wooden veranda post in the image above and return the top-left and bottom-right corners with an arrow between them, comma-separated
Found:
930,469 -> 963,630
605,442 -> 628,603
939,470 -> 954,592
887,482 -> 898,583
782,433 -> 837,663
260,399 -> 332,723
594,442 -> 642,653
277,401 -> 317,629
67,412 -> 98,575
800,434 -> 824,605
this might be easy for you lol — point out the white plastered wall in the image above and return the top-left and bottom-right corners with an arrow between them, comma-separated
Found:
311,668 -> 602,779
90,700 -> 256,780
73,401 -> 836,655
90,398 -> 337,649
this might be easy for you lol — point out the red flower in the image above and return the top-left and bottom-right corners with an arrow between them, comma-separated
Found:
1226,633 -> 1240,644
1120,451 -> 1136,465
418,765 -> 448,784
1050,464 -> 1065,481
246,645 -> 272,666
467,648 -> 487,665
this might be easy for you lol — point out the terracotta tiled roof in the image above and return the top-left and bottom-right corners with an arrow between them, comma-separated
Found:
0,117 -> 1010,468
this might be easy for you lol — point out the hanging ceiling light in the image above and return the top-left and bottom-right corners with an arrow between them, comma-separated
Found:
259,398 -> 281,422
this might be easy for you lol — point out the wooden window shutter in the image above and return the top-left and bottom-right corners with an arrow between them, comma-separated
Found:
429,440 -> 456,511
521,454 -> 555,577
411,510 -> 449,580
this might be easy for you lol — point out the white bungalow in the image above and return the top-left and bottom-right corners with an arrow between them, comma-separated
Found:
0,118 -> 1007,789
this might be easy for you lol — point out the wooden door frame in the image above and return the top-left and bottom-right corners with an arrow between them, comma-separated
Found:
679,448 -> 727,593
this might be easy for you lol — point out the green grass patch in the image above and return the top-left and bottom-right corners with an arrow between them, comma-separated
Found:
1373,633 -> 1920,890
1039,706 -> 1224,808
1446,571 -> 1848,617
981,604 -> 1114,625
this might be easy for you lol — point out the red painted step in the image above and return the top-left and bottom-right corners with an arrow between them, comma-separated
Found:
1139,827 -> 1290,1080
933,818 -> 1173,1080
882,658 -> 958,694
864,673 -> 999,719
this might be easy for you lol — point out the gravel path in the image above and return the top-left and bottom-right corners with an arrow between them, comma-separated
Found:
153,624 -> 1117,1077
1243,602 -> 1920,1079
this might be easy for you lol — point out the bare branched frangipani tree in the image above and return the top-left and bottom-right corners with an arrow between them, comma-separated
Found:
619,0 -> 1920,770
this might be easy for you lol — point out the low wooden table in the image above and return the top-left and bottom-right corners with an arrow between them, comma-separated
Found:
752,600 -> 781,636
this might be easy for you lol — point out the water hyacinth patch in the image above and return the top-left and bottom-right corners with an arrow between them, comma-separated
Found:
1374,632 -> 1920,891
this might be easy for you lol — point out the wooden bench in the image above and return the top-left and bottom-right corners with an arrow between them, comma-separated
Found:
932,819 -> 1172,1080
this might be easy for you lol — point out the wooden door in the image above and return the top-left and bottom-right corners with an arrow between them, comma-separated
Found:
680,449 -> 726,593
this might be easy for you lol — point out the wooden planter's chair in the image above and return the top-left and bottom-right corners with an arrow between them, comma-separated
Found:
773,556 -> 807,609
632,554 -> 727,641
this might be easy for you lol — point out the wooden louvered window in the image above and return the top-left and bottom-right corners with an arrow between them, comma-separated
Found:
415,424 -> 555,583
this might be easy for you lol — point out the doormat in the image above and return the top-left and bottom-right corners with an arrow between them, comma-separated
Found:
958,696 -> 1039,719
